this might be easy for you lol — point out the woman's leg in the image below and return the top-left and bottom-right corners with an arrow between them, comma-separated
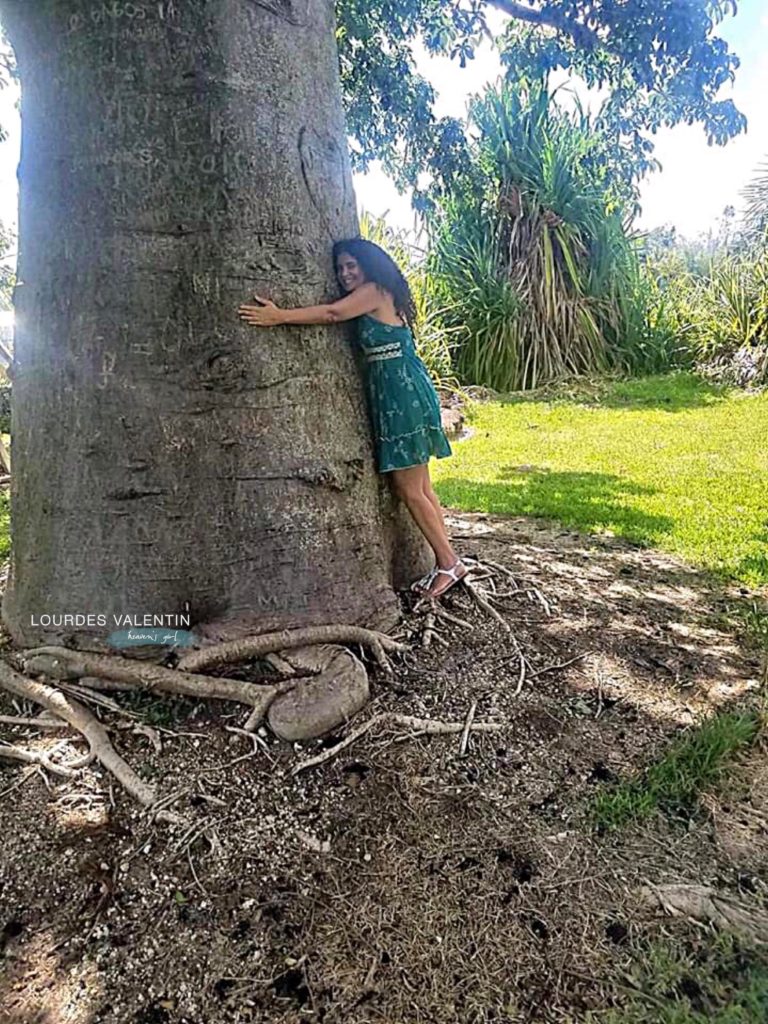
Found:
421,467 -> 449,532
390,465 -> 465,594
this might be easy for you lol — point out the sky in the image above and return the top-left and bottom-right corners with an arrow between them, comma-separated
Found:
0,1 -> 766,264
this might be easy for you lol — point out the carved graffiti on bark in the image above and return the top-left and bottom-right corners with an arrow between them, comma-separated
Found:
242,0 -> 310,26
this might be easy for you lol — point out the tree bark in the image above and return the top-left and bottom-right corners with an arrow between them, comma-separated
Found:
0,0 -> 430,649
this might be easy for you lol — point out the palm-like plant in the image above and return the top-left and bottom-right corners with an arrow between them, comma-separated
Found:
741,160 -> 768,244
359,210 -> 461,389
426,80 -> 642,391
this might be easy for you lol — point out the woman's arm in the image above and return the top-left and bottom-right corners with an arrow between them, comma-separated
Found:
239,281 -> 380,328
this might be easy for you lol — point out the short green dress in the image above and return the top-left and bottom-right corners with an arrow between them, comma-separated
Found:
356,313 -> 452,473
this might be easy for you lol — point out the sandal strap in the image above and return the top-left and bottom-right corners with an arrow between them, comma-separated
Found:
434,560 -> 465,583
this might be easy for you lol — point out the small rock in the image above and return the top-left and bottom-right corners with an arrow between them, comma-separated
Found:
441,407 -> 464,438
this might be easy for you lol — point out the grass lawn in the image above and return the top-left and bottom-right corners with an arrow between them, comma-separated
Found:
434,372 -> 768,589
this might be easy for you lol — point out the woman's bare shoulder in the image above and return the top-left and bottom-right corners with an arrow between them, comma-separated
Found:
367,281 -> 398,312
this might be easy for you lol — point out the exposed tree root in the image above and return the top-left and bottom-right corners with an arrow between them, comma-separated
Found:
462,577 -> 511,630
177,625 -> 406,675
436,607 -> 473,631
0,713 -> 67,729
0,740 -> 86,777
407,555 -> 538,643
422,609 -> 437,648
21,646 -> 294,727
0,658 -> 182,822
293,712 -> 505,774
641,883 -> 768,945
0,562 -> 532,817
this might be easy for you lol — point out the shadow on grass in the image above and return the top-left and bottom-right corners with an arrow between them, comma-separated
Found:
437,470 -> 674,549
492,372 -> 730,413
732,530 -> 768,592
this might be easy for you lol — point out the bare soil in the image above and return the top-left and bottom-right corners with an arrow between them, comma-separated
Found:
0,512 -> 766,1024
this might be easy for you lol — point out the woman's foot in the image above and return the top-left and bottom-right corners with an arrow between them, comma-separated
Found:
410,567 -> 438,594
426,559 -> 467,599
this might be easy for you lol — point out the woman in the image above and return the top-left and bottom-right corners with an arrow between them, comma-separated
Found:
238,238 -> 467,599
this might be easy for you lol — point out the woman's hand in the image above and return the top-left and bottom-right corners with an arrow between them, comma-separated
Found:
238,294 -> 284,327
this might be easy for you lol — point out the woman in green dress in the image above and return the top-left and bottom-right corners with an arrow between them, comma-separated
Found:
238,238 -> 467,599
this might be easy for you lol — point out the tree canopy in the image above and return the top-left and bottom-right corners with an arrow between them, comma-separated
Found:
337,0 -> 746,193
0,2 -> 748,203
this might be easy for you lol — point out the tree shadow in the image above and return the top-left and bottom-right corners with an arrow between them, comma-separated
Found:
492,372 -> 730,413
437,470 -> 674,549
731,530 -> 768,593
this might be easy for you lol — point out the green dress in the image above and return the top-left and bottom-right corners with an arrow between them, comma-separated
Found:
356,313 -> 453,473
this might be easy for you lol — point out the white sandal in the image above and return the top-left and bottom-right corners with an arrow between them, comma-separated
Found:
411,567 -> 438,594
427,559 -> 467,598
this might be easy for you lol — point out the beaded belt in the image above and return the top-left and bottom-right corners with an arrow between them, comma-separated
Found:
366,343 -> 402,363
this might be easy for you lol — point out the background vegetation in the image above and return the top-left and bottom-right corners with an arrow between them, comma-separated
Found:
381,76 -> 768,396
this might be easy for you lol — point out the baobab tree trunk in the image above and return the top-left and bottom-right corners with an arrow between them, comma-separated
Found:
0,0 -> 430,649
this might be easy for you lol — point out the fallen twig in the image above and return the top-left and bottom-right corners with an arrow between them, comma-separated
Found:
527,652 -> 591,680
458,701 -> 477,756
513,644 -> 527,697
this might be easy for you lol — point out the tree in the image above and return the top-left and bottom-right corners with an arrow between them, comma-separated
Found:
337,0 -> 746,195
0,0 -> 429,649
0,0 -> 748,650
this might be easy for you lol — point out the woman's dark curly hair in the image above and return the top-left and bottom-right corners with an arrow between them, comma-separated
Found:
332,238 -> 416,328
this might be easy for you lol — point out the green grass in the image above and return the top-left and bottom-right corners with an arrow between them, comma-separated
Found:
589,932 -> 768,1024
591,709 -> 762,832
433,373 -> 768,588
715,597 -> 768,655
119,690 -> 195,728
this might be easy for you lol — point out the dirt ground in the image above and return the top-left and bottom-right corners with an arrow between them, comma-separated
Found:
0,512 -> 766,1024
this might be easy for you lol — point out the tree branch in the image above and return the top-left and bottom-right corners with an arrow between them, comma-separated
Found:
486,0 -> 602,51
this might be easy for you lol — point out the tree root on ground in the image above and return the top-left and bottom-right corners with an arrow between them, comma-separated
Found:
178,625 -> 406,675
0,659 -> 182,822
407,554 -> 550,643
641,883 -> 768,945
0,712 -> 68,729
293,712 -> 505,774
0,738 -> 90,777
20,647 -> 295,726
0,557 -> 532,820
0,646 -> 315,822
0,631 -> 402,820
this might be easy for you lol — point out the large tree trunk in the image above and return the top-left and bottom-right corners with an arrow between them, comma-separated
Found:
0,0 -> 429,649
